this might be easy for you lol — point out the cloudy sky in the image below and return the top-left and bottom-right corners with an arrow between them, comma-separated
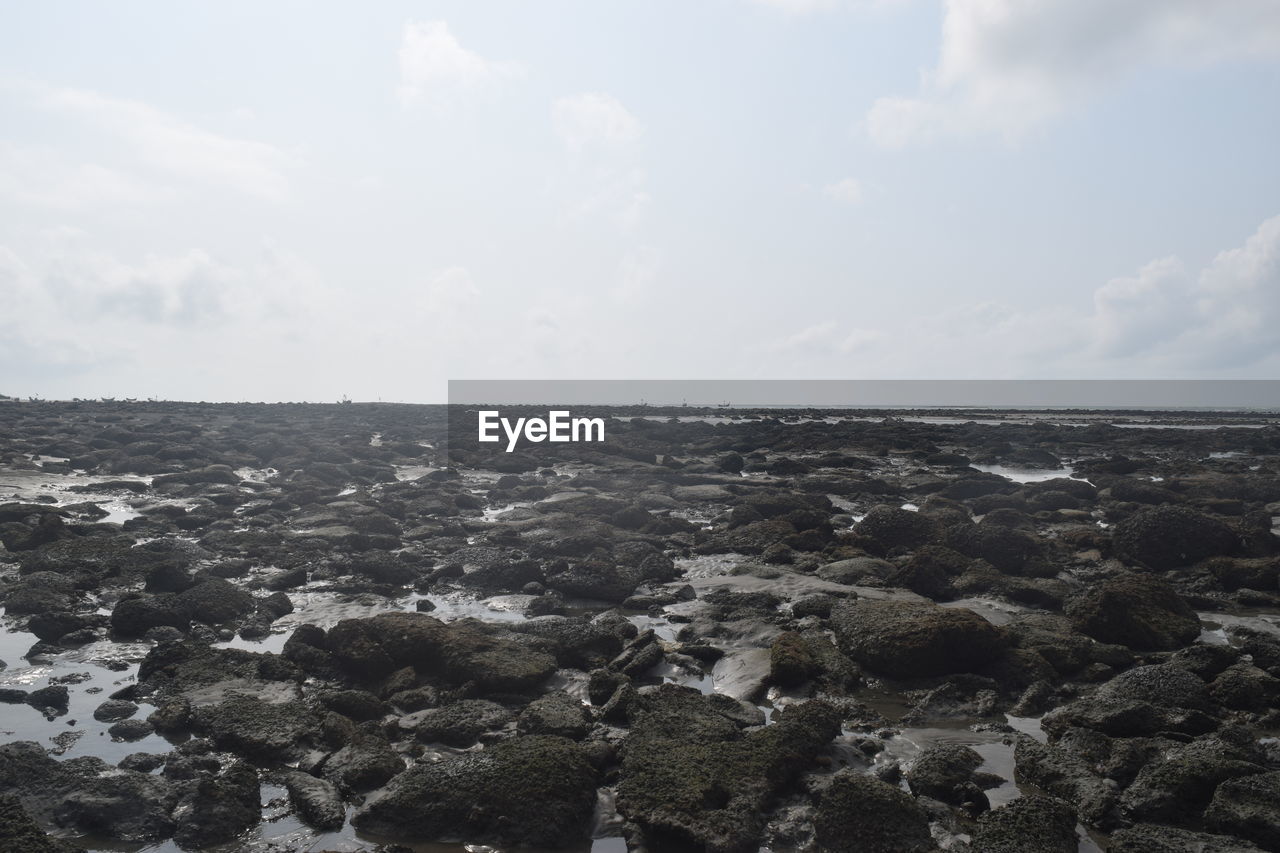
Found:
2,1 -> 1279,402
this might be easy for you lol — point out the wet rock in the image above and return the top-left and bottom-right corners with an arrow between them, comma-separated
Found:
769,631 -> 820,687
189,693 -> 320,762
118,753 -> 165,773
1043,663 -> 1216,738
26,612 -> 93,643
171,761 -> 260,848
817,556 -> 893,584
969,794 -> 1077,853
946,522 -> 1045,575
1110,823 -> 1267,852
176,578 -> 256,625
409,700 -> 513,746
0,741 -> 178,843
352,735 -> 598,847
1119,735 -> 1264,825
814,771 -> 936,853
324,612 -> 556,692
284,770 -> 345,831
508,615 -> 626,670
616,689 -> 841,853
905,743 -> 993,807
1004,612 -> 1133,678
0,794 -> 85,852
1066,573 -> 1201,651
1014,734 -> 1117,827
322,729 -> 403,792
1204,770 -> 1280,851
791,593 -> 836,618
853,506 -> 941,554
518,691 -> 592,740
26,685 -> 70,712
110,593 -> 189,637
108,719 -> 154,741
1113,505 -> 1239,570
318,689 -> 387,722
831,599 -> 1007,678
93,699 -> 138,722
1208,662 -> 1280,711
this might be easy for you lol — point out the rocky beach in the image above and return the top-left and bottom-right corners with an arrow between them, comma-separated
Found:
2,400 -> 1279,853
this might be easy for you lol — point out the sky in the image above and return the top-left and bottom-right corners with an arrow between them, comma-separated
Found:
1,0 -> 1279,403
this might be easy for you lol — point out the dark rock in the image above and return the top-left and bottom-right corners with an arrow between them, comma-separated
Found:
518,691 -> 592,740
814,771 -> 936,853
322,730 -> 403,792
1113,505 -> 1238,570
616,689 -> 841,853
0,794 -> 85,853
831,599 -> 1007,678
171,762 -> 260,848
1110,823 -> 1267,852
1066,573 -> 1202,651
1204,770 -> 1280,851
352,736 -> 598,847
92,699 -> 138,722
284,771 -> 345,831
970,794 -> 1077,853
409,700 -> 513,747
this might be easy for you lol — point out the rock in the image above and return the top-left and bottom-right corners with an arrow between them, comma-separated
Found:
111,594 -> 189,637
853,506 -> 941,553
518,691 -> 592,740
26,685 -> 70,712
616,689 -> 841,853
1110,823 -> 1267,852
1066,573 -> 1201,651
26,612 -> 92,643
946,522 -> 1044,574
1043,663 -> 1216,738
814,771 -> 936,853
1120,735 -> 1264,825
1014,735 -> 1117,826
817,556 -> 893,584
352,736 -> 598,847
905,743 -> 990,806
970,795 -> 1077,853
176,578 -> 256,625
325,612 -> 556,692
410,700 -> 513,747
1113,505 -> 1238,570
318,689 -> 387,722
284,771 -> 345,831
0,794 -> 85,852
108,719 -> 154,741
321,730 -> 403,792
92,699 -> 138,722
1204,770 -> 1280,851
189,694 -> 319,762
1209,662 -> 1280,711
831,599 -> 1007,678
769,631 -> 820,687
171,762 -> 260,848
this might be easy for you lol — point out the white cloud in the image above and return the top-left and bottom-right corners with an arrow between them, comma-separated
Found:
39,85 -> 294,200
553,93 -> 643,153
757,215 -> 1280,377
398,20 -> 522,108
822,177 -> 863,204
867,0 -> 1280,147
0,144 -> 175,210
